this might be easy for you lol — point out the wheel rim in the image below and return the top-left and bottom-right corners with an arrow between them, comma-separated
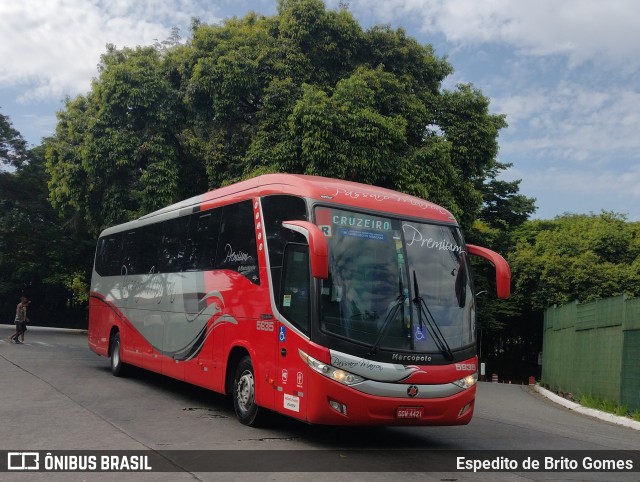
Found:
236,370 -> 255,414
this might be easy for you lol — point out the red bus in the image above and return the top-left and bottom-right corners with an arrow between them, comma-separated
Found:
89,174 -> 510,426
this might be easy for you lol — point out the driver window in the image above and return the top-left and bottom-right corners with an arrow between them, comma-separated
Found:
280,244 -> 310,334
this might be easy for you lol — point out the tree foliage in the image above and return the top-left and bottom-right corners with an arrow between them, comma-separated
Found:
45,0 -> 516,236
508,212 -> 640,311
46,45 -> 207,234
0,133 -> 94,325
1,110 -> 28,169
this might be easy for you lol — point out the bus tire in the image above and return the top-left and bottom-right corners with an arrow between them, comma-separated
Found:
233,356 -> 264,426
110,332 -> 128,377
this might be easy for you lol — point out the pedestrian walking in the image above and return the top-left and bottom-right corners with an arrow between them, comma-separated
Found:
9,295 -> 30,344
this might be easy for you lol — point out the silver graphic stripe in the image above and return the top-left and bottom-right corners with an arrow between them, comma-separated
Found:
350,380 -> 464,399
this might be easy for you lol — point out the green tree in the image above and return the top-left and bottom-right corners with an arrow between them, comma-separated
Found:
46,0 -> 521,236
0,126 -> 94,326
465,161 -> 536,337
1,109 -> 28,168
478,161 -> 537,237
46,45 -> 207,235
510,212 -> 640,311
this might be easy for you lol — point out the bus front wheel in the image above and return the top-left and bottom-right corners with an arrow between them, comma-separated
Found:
233,356 -> 264,426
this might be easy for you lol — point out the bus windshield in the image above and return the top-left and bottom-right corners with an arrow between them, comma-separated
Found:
316,206 -> 474,354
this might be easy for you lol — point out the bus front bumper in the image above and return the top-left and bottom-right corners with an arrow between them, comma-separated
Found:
304,374 -> 477,426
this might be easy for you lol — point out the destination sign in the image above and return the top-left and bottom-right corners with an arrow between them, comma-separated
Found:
332,215 -> 391,231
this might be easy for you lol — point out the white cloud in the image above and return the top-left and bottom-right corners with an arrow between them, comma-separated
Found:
494,83 -> 640,164
0,0 -> 222,101
503,163 -> 640,220
340,0 -> 640,70
534,167 -> 640,198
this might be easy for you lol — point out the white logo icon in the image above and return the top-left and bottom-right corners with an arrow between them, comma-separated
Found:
8,452 -> 40,471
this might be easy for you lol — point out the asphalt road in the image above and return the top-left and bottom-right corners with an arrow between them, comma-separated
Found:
1,325 -> 639,482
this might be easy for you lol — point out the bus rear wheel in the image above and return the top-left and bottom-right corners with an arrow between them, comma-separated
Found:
110,332 -> 128,377
233,356 -> 264,426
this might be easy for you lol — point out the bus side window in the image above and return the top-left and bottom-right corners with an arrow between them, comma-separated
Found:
158,216 -> 190,273
215,200 -> 260,284
122,230 -> 138,275
280,244 -> 310,334
95,233 -> 123,277
184,209 -> 221,272
136,223 -> 162,274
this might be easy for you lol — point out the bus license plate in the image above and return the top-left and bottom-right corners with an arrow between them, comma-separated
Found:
396,407 -> 423,419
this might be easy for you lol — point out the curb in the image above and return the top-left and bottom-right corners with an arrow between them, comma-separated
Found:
533,385 -> 640,431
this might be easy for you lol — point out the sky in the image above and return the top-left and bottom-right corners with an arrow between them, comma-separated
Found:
1,0 -> 639,221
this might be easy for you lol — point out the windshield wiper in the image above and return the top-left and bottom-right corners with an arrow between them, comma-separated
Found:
367,275 -> 406,356
413,271 -> 454,361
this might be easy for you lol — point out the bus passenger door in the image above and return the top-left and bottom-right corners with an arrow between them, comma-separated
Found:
276,244 -> 312,421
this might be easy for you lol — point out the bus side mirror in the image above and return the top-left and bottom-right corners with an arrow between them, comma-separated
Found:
282,221 -> 329,279
466,244 -> 511,299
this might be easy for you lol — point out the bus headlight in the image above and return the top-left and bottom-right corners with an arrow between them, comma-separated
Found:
299,349 -> 365,386
452,372 -> 478,389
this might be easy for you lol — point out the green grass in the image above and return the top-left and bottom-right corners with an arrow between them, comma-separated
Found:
540,383 -> 640,422
578,393 -> 637,419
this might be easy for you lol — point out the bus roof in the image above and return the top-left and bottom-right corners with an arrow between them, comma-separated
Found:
152,174 -> 455,222
101,174 -> 457,236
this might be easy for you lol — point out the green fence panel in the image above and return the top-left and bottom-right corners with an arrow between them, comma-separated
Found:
576,301 -> 597,331
595,295 -> 624,329
621,330 -> 640,412
590,326 -> 622,401
543,296 -> 637,409
574,328 -> 594,395
625,299 -> 640,331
